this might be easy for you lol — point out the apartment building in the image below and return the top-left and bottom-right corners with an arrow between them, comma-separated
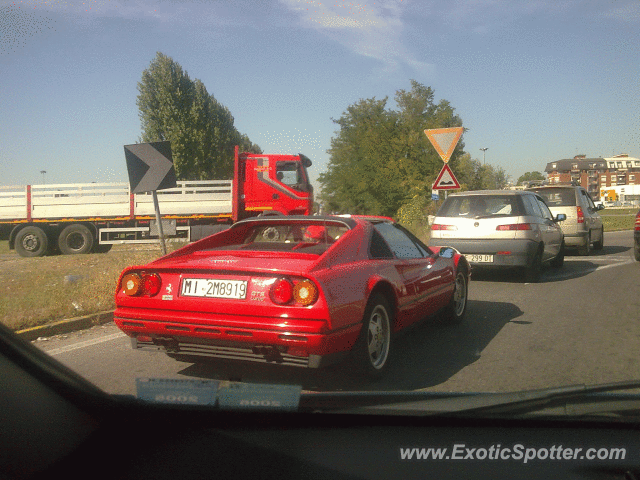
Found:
545,154 -> 640,201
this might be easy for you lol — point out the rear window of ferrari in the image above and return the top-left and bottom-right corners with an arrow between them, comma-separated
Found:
437,195 -> 525,218
204,222 -> 350,254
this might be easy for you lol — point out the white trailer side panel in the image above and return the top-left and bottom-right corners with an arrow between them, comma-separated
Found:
0,181 -> 233,221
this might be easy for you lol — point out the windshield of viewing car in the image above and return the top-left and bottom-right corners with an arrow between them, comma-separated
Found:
438,195 -> 524,218
2,0 -> 639,422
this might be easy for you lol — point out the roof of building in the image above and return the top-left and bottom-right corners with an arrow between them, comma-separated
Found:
545,155 -> 640,173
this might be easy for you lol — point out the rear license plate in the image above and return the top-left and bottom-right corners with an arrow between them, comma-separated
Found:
468,254 -> 494,263
181,278 -> 248,299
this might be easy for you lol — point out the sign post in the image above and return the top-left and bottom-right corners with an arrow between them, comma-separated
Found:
124,141 -> 177,255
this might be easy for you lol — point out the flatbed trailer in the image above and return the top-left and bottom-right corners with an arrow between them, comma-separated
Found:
0,147 -> 314,257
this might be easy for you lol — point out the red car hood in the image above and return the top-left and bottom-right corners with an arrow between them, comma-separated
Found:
147,251 -> 321,275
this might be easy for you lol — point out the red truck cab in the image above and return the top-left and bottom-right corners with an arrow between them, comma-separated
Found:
233,146 -> 314,221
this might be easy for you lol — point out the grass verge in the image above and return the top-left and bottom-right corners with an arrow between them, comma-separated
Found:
0,241 -> 185,331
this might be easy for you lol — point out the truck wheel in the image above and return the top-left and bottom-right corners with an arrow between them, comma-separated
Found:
58,224 -> 94,255
15,226 -> 49,257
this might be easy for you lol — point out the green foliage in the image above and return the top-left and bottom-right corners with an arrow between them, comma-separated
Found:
517,171 -> 545,185
137,52 -> 261,180
319,80 -> 464,218
454,153 -> 509,191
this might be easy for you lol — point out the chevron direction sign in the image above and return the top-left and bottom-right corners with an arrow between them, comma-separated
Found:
124,141 -> 177,193
424,127 -> 464,164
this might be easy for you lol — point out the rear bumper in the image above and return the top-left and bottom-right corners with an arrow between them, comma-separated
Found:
430,239 -> 538,267
114,308 -> 361,369
562,230 -> 589,247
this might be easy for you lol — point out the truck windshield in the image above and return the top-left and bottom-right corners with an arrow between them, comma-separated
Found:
276,161 -> 311,193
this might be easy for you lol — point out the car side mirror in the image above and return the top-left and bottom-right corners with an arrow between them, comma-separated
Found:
439,247 -> 455,259
555,213 -> 567,222
597,204 -> 605,211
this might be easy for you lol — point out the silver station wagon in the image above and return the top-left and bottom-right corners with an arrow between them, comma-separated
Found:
429,190 -> 566,282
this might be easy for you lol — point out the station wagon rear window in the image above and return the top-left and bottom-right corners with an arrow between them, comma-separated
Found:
438,195 -> 525,218
530,188 -> 577,206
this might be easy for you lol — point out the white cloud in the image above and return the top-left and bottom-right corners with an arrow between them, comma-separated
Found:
279,0 -> 434,77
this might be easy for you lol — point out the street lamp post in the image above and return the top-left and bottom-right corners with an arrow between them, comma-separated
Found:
480,148 -> 488,165
40,170 -> 47,184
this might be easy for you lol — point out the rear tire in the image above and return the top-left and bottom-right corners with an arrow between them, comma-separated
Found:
550,241 -> 565,268
525,247 -> 543,283
15,226 -> 49,257
58,224 -> 94,255
577,232 -> 591,256
592,228 -> 604,251
634,239 -> 640,262
352,294 -> 392,377
443,269 -> 468,323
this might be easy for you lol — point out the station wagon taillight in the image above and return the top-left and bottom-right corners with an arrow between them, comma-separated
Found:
431,224 -> 457,231
496,223 -> 532,231
577,206 -> 584,223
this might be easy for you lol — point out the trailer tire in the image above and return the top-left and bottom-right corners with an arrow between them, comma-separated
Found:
15,226 -> 49,257
58,224 -> 94,255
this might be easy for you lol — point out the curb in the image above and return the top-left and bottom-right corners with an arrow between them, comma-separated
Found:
15,310 -> 116,342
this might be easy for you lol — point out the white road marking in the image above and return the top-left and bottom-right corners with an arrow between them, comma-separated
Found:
45,332 -> 127,356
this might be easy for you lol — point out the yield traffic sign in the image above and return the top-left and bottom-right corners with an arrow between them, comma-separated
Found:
433,164 -> 461,190
124,141 -> 177,193
424,127 -> 464,163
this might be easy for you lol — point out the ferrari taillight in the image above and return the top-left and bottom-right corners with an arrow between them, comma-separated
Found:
293,279 -> 318,306
270,278 -> 294,304
121,273 -> 143,296
121,272 -> 162,297
635,212 -> 640,231
269,277 -> 319,306
142,273 -> 162,296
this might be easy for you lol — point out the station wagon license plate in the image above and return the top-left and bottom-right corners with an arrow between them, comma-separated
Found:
468,254 -> 494,263
181,278 -> 248,299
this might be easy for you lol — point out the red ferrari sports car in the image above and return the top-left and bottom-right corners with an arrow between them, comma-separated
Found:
114,216 -> 470,375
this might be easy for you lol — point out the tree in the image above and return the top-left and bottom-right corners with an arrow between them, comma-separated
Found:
137,52 -> 260,180
517,171 -> 545,185
318,80 -> 465,218
455,153 -> 509,191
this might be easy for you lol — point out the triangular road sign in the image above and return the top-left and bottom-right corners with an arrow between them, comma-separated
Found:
433,164 -> 461,190
424,127 -> 464,163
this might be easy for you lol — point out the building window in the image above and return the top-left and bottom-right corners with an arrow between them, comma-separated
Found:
552,163 -> 557,169
630,175 -> 635,182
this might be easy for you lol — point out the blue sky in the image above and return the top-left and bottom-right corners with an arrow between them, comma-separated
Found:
1,0 -> 639,190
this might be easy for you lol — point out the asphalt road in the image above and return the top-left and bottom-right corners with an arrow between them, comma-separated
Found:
34,230 -> 639,396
